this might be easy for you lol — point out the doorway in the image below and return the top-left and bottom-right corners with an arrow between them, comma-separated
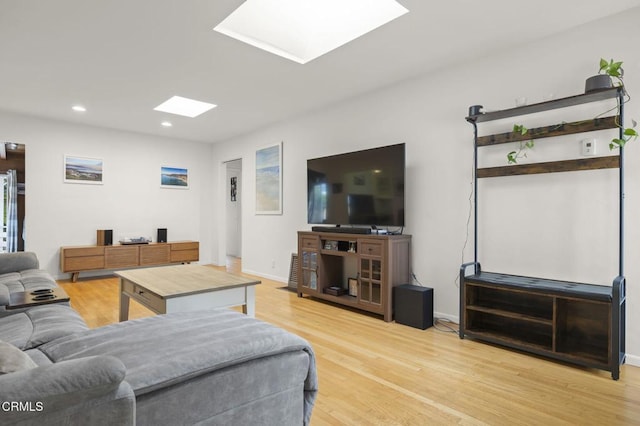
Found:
0,143 -> 25,252
225,159 -> 242,259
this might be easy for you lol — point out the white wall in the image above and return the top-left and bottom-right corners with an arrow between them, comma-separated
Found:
210,9 -> 640,363
0,111 -> 214,278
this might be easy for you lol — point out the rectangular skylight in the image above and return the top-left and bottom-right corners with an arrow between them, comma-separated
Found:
213,0 -> 408,64
153,96 -> 217,118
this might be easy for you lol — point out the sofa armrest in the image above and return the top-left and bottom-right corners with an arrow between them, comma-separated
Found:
0,355 -> 135,425
0,252 -> 39,275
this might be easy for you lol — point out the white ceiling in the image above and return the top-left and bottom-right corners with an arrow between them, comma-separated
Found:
1,0 -> 639,143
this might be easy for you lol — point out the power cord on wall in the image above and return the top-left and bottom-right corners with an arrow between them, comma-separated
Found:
410,271 -> 459,334
454,150 -> 476,289
411,272 -> 423,286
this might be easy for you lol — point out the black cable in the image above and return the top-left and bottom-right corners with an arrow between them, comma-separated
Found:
433,317 -> 459,334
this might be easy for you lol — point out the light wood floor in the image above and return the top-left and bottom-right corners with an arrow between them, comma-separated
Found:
59,260 -> 640,425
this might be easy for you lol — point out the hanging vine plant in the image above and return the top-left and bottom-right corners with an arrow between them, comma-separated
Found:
507,124 -> 534,164
507,58 -> 637,164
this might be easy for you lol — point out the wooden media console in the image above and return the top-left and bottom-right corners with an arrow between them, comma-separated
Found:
60,241 -> 199,281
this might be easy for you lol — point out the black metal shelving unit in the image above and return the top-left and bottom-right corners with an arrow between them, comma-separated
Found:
460,87 -> 626,380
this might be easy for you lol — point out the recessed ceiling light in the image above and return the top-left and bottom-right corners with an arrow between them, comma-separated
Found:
161,121 -> 173,127
153,96 -> 217,118
213,0 -> 408,64
72,105 -> 87,112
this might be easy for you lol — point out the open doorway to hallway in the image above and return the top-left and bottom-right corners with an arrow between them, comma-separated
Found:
0,143 -> 25,252
225,159 -> 242,261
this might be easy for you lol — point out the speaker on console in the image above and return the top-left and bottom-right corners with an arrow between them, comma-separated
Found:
157,228 -> 167,243
97,229 -> 113,246
394,284 -> 433,330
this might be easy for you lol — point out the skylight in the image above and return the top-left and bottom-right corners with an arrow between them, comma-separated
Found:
213,0 -> 409,64
153,96 -> 217,118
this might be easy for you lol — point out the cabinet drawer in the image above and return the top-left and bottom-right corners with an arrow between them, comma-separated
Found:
122,280 -> 165,313
171,241 -> 199,251
171,249 -> 199,263
63,246 -> 105,257
63,256 -> 104,272
140,244 -> 170,265
301,237 -> 318,250
105,246 -> 139,268
359,241 -> 383,257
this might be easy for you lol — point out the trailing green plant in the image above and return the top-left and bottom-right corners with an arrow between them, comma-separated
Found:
610,119 -> 638,149
506,58 -> 637,163
599,58 -> 624,86
507,124 -> 534,164
598,58 -> 638,149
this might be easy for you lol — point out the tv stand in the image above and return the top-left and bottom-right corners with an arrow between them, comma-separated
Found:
311,226 -> 372,234
297,231 -> 411,321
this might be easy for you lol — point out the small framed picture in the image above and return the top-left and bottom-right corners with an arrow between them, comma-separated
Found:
161,166 -> 189,189
64,155 -> 103,184
255,142 -> 282,215
230,176 -> 237,201
348,277 -> 358,297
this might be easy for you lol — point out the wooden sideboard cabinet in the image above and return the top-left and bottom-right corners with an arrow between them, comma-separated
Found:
60,241 -> 199,282
297,231 -> 411,322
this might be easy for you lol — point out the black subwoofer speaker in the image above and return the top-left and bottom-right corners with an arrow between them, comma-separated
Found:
394,284 -> 433,330
157,228 -> 167,243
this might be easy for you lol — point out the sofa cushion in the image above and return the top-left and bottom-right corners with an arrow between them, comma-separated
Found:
0,339 -> 38,374
24,348 -> 54,367
0,269 -> 59,306
0,285 -> 8,307
40,309 -> 318,413
0,252 -> 39,275
0,355 -> 135,426
0,304 -> 88,350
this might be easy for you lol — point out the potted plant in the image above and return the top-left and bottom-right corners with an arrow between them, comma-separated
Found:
507,58 -> 637,163
585,58 -> 622,92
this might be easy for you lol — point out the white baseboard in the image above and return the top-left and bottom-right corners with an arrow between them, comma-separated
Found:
434,311 -> 459,324
625,353 -> 640,367
242,268 -> 287,284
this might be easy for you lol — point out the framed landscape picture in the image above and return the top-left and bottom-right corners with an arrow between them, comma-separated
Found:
255,142 -> 282,214
161,166 -> 189,189
64,155 -> 103,184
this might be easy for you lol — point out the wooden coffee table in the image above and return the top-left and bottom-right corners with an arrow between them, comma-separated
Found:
116,264 -> 261,321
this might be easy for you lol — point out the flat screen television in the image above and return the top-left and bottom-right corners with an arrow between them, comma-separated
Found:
307,143 -> 405,227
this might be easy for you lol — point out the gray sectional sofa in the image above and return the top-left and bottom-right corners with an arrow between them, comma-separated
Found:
0,252 -> 59,317
0,252 -> 318,425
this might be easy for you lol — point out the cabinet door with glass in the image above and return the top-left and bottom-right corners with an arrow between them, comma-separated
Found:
299,236 -> 319,294
358,241 -> 384,312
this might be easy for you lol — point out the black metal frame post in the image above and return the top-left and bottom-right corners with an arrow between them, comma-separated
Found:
618,89 -> 625,277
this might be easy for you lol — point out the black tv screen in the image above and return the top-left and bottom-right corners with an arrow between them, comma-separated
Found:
307,143 -> 405,227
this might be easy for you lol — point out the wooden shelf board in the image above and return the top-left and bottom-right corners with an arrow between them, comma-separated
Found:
466,329 -> 611,368
320,249 -> 356,257
477,156 -> 619,178
466,305 -> 552,325
477,116 -> 619,146
467,87 -> 622,123
555,349 -> 609,367
465,329 -> 552,352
